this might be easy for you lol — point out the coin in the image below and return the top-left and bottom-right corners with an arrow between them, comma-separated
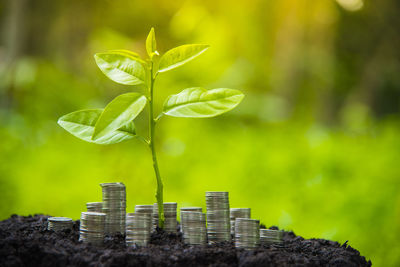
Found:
180,207 -> 202,232
235,218 -> 260,250
47,217 -> 73,231
260,229 -> 283,246
126,213 -> 152,247
206,192 -> 231,243
100,182 -> 126,234
153,202 -> 177,233
181,211 -> 207,245
86,202 -> 103,213
79,212 -> 106,246
230,208 -> 251,235
134,204 -> 153,232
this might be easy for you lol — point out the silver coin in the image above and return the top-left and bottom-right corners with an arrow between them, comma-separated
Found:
181,211 -> 207,245
100,182 -> 126,234
79,212 -> 106,246
230,208 -> 251,234
86,202 -> 103,213
135,205 -> 154,215
125,213 -> 152,247
234,218 -> 260,250
206,192 -> 231,243
260,229 -> 283,245
47,217 -> 73,231
153,203 -> 177,233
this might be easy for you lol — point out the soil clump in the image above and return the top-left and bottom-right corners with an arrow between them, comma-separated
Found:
0,215 -> 371,266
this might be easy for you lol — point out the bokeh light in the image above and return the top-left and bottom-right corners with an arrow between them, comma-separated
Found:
336,0 -> 364,12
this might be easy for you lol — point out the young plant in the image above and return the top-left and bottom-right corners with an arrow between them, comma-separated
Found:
57,28 -> 244,228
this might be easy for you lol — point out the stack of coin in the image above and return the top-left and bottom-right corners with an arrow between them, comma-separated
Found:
260,229 -> 283,246
230,208 -> 251,235
126,213 -> 152,247
153,202 -> 177,233
235,218 -> 260,250
47,217 -> 73,231
180,207 -> 202,232
86,202 -> 103,213
181,211 -> 207,245
100,182 -> 126,234
79,212 -> 106,246
135,204 -> 154,215
135,204 -> 154,232
205,191 -> 231,243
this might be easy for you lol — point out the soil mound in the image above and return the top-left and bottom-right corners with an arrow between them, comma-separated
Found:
0,215 -> 371,267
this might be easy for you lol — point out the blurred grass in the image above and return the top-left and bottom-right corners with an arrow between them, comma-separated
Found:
1,109 -> 400,265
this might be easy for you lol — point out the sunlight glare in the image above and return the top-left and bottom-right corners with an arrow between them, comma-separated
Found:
336,0 -> 364,11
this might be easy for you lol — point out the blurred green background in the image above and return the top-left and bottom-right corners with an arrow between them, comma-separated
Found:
1,0 -> 399,265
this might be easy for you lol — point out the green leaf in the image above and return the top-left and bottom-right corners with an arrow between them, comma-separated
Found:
92,93 -> 147,140
94,52 -> 146,85
58,109 -> 136,145
109,50 -> 147,65
158,44 -> 209,73
163,87 -> 244,118
146,27 -> 157,58
110,49 -> 140,58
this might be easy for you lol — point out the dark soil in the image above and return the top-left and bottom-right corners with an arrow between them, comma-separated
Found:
0,215 -> 371,267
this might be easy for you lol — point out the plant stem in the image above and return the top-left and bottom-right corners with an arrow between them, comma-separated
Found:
149,61 -> 164,228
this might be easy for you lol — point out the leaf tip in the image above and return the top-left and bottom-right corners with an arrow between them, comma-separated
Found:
238,94 -> 245,104
93,53 -> 102,64
231,89 -> 245,104
57,115 -> 68,127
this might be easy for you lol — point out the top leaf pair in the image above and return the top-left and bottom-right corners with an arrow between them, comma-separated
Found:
58,28 -> 244,146
94,28 -> 209,85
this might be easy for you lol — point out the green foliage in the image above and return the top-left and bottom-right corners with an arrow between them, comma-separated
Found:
92,93 -> 146,141
158,44 -> 209,73
146,27 -> 158,58
110,50 -> 141,59
163,87 -> 244,118
94,52 -> 146,85
57,28 -> 244,228
58,109 -> 136,145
